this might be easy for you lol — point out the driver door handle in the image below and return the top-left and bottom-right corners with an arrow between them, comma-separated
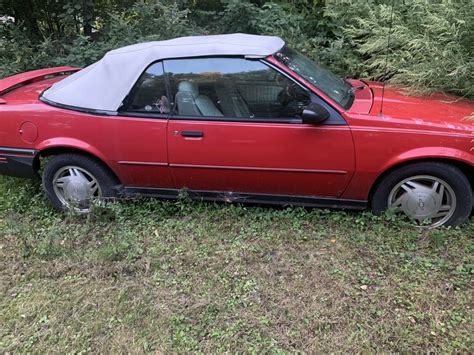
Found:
181,131 -> 204,138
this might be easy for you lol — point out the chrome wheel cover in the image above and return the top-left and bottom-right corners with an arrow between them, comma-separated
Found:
52,166 -> 101,213
388,175 -> 456,228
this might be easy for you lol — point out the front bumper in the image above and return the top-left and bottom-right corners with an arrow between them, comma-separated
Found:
0,147 -> 38,178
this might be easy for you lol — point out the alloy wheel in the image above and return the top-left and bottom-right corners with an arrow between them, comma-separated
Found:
388,175 -> 456,228
52,165 -> 102,213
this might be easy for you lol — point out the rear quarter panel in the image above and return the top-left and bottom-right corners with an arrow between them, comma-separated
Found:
0,98 -> 172,187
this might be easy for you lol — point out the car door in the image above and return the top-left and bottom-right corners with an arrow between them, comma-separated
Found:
111,61 -> 173,188
165,57 -> 355,199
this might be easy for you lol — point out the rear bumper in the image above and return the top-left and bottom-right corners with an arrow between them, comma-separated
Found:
0,147 -> 38,178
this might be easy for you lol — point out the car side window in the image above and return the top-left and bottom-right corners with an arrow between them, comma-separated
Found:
123,62 -> 170,114
163,57 -> 310,120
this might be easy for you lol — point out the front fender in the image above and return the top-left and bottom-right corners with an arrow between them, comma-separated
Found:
381,147 -> 473,173
342,146 -> 473,200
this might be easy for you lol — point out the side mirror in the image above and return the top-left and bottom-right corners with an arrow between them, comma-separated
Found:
302,103 -> 330,124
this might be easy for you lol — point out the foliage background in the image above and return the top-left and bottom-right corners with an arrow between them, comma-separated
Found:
1,0 -> 473,98
0,2 -> 473,352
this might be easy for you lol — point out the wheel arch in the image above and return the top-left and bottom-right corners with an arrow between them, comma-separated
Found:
34,146 -> 121,184
368,157 -> 473,206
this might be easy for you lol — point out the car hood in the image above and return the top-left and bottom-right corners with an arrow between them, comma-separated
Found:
367,81 -> 473,129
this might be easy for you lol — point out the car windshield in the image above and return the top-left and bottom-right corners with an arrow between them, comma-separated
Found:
274,46 -> 354,110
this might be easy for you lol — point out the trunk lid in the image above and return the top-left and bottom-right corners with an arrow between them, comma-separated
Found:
0,67 -> 79,104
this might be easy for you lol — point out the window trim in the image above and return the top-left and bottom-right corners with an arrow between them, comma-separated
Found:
119,61 -> 170,117
164,57 -> 311,123
40,93 -> 118,116
117,111 -> 169,120
265,55 -> 349,113
119,55 -> 347,125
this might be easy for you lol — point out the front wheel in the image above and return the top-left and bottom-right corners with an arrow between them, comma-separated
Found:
42,153 -> 118,213
371,162 -> 472,228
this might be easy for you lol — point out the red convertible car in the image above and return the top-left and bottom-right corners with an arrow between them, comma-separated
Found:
0,34 -> 472,227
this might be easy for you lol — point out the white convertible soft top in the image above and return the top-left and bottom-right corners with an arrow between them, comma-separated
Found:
42,33 -> 285,112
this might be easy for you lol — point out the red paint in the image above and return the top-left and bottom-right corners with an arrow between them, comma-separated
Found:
0,65 -> 472,203
0,67 -> 79,95
167,120 -> 354,197
19,121 -> 38,143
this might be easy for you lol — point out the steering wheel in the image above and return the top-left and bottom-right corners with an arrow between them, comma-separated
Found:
275,73 -> 286,86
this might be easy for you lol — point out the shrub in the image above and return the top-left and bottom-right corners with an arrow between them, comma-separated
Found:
1,0 -> 472,98
0,1 -> 197,76
324,0 -> 474,97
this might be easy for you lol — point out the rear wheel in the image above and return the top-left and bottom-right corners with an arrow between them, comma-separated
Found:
371,162 -> 472,227
42,154 -> 117,213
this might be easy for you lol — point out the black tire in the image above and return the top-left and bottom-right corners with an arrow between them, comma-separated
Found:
371,162 -> 472,227
42,153 -> 118,212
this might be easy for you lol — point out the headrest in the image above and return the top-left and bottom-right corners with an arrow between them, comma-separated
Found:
178,81 -> 199,96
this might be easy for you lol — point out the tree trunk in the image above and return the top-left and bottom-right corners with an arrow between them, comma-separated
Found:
82,0 -> 94,38
12,0 -> 41,39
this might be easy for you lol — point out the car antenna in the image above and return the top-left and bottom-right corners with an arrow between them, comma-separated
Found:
379,0 -> 396,118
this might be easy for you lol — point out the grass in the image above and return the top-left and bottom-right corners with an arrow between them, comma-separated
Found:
0,175 -> 472,352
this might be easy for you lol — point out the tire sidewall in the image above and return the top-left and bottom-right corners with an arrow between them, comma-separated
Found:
42,154 -> 117,211
371,162 -> 472,227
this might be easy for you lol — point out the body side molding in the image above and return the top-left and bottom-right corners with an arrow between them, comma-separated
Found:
122,187 -> 367,210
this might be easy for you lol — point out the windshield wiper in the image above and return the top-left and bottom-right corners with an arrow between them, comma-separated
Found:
349,84 -> 366,93
344,78 -> 366,93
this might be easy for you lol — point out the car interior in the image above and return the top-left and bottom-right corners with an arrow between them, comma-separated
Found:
125,72 -> 170,113
125,64 -> 310,119
175,81 -> 224,117
171,77 -> 310,119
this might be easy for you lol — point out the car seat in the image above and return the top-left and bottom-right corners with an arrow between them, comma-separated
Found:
215,77 -> 251,118
175,81 -> 223,117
